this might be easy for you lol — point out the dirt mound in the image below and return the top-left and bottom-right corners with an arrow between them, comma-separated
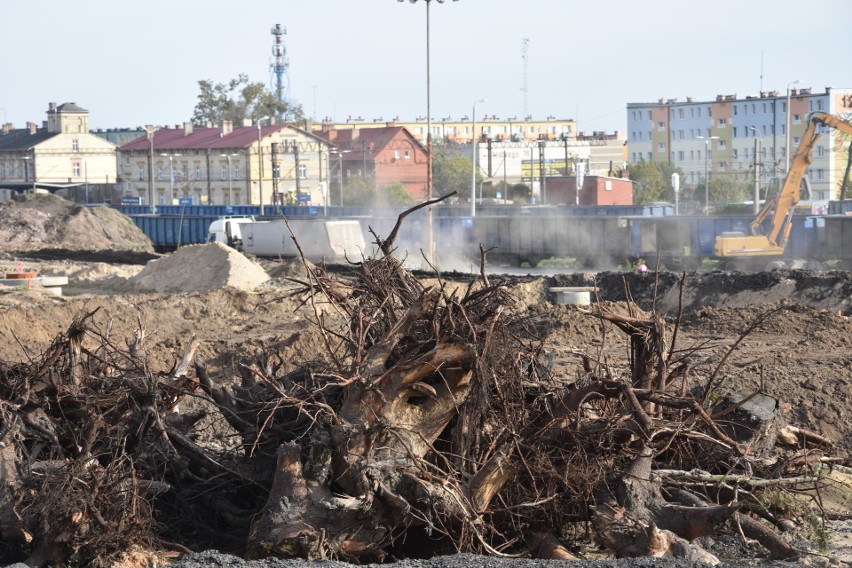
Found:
0,194 -> 153,253
551,269 -> 852,314
122,242 -> 270,293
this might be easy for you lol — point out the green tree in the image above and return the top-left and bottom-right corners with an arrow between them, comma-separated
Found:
192,73 -> 304,126
432,146 -> 476,200
628,161 -> 686,204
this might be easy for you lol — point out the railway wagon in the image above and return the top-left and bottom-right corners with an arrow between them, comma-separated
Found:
473,215 -> 629,268
128,214 -> 220,251
628,215 -> 816,270
814,215 -> 852,269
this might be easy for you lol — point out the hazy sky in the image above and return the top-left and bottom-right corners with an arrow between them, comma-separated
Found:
2,0 -> 849,134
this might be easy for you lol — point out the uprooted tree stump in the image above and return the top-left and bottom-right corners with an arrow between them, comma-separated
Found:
0,204 -> 839,566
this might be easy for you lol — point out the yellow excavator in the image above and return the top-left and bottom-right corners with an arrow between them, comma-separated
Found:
714,112 -> 852,270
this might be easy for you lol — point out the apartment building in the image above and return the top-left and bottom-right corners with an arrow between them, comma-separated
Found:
0,102 -> 117,202
627,87 -> 852,202
317,115 -> 576,145
118,121 -> 332,207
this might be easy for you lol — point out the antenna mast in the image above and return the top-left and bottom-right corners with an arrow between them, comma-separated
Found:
521,38 -> 530,119
270,24 -> 290,120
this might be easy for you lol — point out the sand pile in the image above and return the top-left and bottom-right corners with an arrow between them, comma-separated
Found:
123,242 -> 269,293
0,194 -> 153,252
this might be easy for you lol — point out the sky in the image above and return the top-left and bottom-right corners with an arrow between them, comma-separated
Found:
2,0 -> 850,135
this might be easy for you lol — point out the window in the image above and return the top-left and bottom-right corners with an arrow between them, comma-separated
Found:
658,121 -> 665,130
678,109 -> 684,119
718,118 -> 727,127
744,148 -> 749,159
647,111 -> 652,120
733,127 -> 738,137
734,106 -> 738,116
718,140 -> 726,149
233,166 -> 240,179
220,165 -> 228,180
394,150 -> 400,160
657,142 -> 666,152
678,130 -> 684,139
732,149 -> 738,159
646,152 -> 652,161
678,151 -> 684,161
298,164 -> 307,179
604,181 -> 612,191
137,167 -> 145,180
794,113 -> 801,124
72,161 -> 81,176
72,139 -> 79,152
816,169 -> 825,180
404,150 -> 410,160
816,146 -> 824,158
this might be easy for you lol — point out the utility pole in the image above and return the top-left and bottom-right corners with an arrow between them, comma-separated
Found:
753,137 -> 761,215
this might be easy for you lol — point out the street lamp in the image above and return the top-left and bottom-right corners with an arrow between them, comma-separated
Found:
398,0 -> 459,263
697,135 -> 719,213
160,153 -> 181,204
785,79 -> 800,175
471,98 -> 486,217
257,115 -> 270,215
220,154 -> 235,205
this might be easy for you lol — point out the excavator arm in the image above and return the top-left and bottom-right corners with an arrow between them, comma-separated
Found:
715,112 -> 852,261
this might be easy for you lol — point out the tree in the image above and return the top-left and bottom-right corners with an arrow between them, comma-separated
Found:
192,73 -> 304,126
629,161 -> 686,204
432,146 -> 476,200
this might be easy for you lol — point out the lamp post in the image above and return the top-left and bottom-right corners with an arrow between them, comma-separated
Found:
398,0 -> 459,263
697,136 -> 719,213
220,154 -> 235,205
256,115 -> 270,215
785,79 -> 800,175
160,153 -> 181,204
144,125 -> 155,212
471,98 -> 486,217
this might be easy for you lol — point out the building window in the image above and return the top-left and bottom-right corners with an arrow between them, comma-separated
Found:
658,121 -> 665,130
733,127 -> 738,137
195,167 -> 202,180
816,146 -> 824,158
744,148 -> 749,159
734,106 -> 738,116
678,151 -> 684,161
732,149 -> 738,159
233,166 -> 240,179
718,140 -> 726,149
718,118 -> 726,127
298,164 -> 307,179
137,167 -> 145,180
657,143 -> 665,152
220,165 -> 227,180
793,113 -> 801,124
404,150 -> 410,160
72,139 -> 79,152
678,109 -> 684,119
394,150 -> 400,160
72,161 -> 81,176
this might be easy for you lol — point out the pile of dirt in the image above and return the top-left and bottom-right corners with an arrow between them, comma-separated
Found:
121,242 -> 270,293
0,193 -> 153,253
551,269 -> 852,315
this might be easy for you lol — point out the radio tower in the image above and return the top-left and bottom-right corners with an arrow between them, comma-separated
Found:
270,24 -> 290,120
521,38 -> 529,120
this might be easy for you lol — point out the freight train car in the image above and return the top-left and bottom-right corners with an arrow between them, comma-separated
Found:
628,215 -> 820,270
472,214 -> 630,268
128,214 -> 220,251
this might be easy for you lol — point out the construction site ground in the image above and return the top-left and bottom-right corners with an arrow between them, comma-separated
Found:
0,195 -> 850,566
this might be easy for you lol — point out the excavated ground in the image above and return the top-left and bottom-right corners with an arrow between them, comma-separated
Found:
1,195 -> 850,566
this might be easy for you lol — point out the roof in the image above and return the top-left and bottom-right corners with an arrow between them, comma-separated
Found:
0,128 -> 56,151
50,102 -> 89,114
314,125 -> 426,153
118,124 -> 330,152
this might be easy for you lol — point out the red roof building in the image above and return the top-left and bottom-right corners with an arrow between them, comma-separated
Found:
313,125 -> 428,200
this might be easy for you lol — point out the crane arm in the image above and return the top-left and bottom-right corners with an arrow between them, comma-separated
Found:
765,113 -> 852,248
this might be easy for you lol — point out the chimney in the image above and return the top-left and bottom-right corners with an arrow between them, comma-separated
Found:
242,118 -> 252,127
27,122 -> 37,134
183,122 -> 193,136
2,123 -> 13,134
222,120 -> 233,136
48,102 -> 57,112
351,128 -> 360,141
